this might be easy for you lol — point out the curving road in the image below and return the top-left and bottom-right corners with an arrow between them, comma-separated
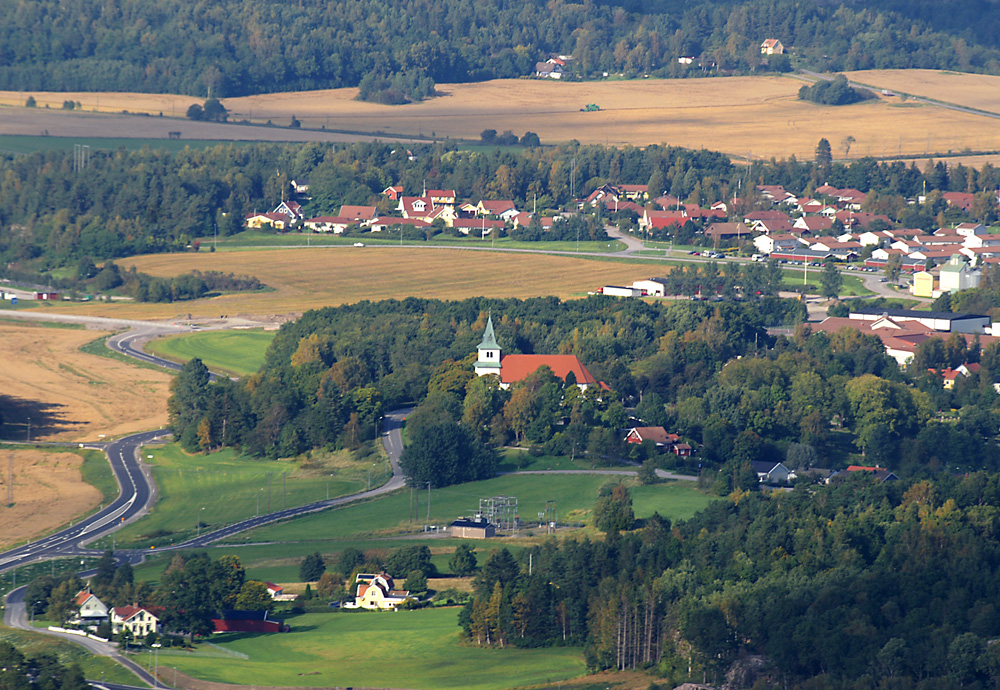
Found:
0,429 -> 166,573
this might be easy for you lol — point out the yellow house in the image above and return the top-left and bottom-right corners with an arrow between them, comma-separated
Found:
347,572 -> 411,610
912,271 -> 935,298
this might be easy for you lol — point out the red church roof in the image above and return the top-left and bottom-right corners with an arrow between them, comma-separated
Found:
500,354 -> 599,387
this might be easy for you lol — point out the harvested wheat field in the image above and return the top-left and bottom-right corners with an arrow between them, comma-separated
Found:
0,323 -> 171,442
4,72 -> 1000,159
54,248 -> 646,320
0,449 -> 101,549
844,69 -> 1000,115
176,75 -> 1000,159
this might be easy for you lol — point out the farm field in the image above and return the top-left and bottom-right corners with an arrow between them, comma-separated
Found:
222,473 -> 712,545
154,608 -> 586,690
843,69 -> 1000,114
107,442 -> 385,548
3,71 -> 1000,159
0,134 -> 254,155
144,329 -> 276,376
0,323 -> 172,442
0,448 -> 102,549
48,248 -> 648,320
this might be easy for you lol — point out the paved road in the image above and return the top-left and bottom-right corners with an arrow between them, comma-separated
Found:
0,429 -> 166,573
509,468 -> 697,482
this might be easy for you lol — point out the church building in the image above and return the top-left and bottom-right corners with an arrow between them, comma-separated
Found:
474,316 -> 606,391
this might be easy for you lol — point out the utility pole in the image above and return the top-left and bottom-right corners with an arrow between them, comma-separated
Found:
7,453 -> 12,506
426,482 -> 431,523
410,486 -> 414,524
267,473 -> 271,512
282,473 -> 286,511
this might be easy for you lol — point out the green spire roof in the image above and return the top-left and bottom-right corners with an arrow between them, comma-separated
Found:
478,315 -> 499,350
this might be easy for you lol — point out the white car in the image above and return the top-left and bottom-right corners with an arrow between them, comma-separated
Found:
353,242 -> 365,247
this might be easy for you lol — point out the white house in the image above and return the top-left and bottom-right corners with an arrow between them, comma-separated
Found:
73,590 -> 109,627
111,606 -> 161,638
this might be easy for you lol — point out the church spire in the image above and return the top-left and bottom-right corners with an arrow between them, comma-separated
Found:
477,315 -> 499,350
474,315 -> 502,375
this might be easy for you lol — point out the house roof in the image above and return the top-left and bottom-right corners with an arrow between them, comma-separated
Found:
626,427 -> 677,445
339,205 -> 377,220
500,354 -> 599,387
74,591 -> 96,607
112,605 -> 155,622
451,516 -> 493,529
705,222 -> 750,238
478,200 -> 516,215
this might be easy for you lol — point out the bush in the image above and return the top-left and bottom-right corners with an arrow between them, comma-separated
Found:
798,75 -> 874,106
25,96 -> 36,107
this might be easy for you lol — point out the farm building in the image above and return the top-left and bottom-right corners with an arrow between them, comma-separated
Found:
631,278 -> 669,296
601,285 -> 642,297
451,516 -> 496,539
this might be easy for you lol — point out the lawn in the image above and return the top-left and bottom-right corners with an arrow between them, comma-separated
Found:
222,473 -> 713,545
106,443 -> 386,548
0,626 -> 143,686
210,230 -> 625,254
144,329 -> 276,377
156,608 -> 585,690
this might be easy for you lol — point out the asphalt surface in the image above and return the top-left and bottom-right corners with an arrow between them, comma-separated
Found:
0,429 -> 166,573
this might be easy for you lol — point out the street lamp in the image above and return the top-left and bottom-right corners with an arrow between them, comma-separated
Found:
197,507 -> 205,537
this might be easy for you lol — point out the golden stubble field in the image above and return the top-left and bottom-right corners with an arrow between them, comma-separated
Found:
49,248 -> 648,320
0,449 -> 102,549
0,323 -> 172,442
3,70 -> 1000,159
844,69 -> 1000,114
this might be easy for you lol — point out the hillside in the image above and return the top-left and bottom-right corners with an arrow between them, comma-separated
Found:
3,0 -> 1000,99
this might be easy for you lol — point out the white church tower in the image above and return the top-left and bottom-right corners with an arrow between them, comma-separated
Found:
474,315 -> 502,377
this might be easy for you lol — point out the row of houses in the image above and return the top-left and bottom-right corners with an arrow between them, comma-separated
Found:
814,308 -> 1000,369
753,461 -> 898,485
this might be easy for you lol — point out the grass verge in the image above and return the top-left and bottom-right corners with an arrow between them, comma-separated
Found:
143,329 -> 275,377
106,443 -> 385,548
78,334 -> 171,373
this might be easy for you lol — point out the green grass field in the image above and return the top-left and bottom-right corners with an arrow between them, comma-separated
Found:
144,329 -> 275,377
156,608 -> 584,690
0,627 -> 144,686
106,443 -> 387,548
208,230 -> 625,254
79,448 -> 120,504
223,473 -> 712,546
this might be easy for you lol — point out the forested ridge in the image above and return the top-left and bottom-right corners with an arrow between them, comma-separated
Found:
3,0 -> 1000,99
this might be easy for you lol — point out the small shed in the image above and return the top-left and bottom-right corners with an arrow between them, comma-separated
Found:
212,610 -> 283,633
451,516 -> 495,539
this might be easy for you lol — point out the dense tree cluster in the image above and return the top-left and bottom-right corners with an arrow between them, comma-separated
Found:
0,641 -> 88,690
167,296 -> 803,463
1,0 -> 999,99
798,75 -> 875,106
461,475 -> 1000,690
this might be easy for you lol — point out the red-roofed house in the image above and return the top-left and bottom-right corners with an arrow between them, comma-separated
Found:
382,185 -> 404,200
339,206 -> 377,222
426,189 -> 457,205
943,192 -> 976,212
245,211 -> 290,230
624,427 -> 692,455
111,606 -> 161,637
476,200 -> 519,219
346,572 -> 411,610
474,316 -> 607,391
760,39 -> 784,55
73,590 -> 109,626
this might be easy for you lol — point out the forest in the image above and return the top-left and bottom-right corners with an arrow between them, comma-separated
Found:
460,473 -> 1000,690
2,0 -> 1000,100
3,138 -> 1000,282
